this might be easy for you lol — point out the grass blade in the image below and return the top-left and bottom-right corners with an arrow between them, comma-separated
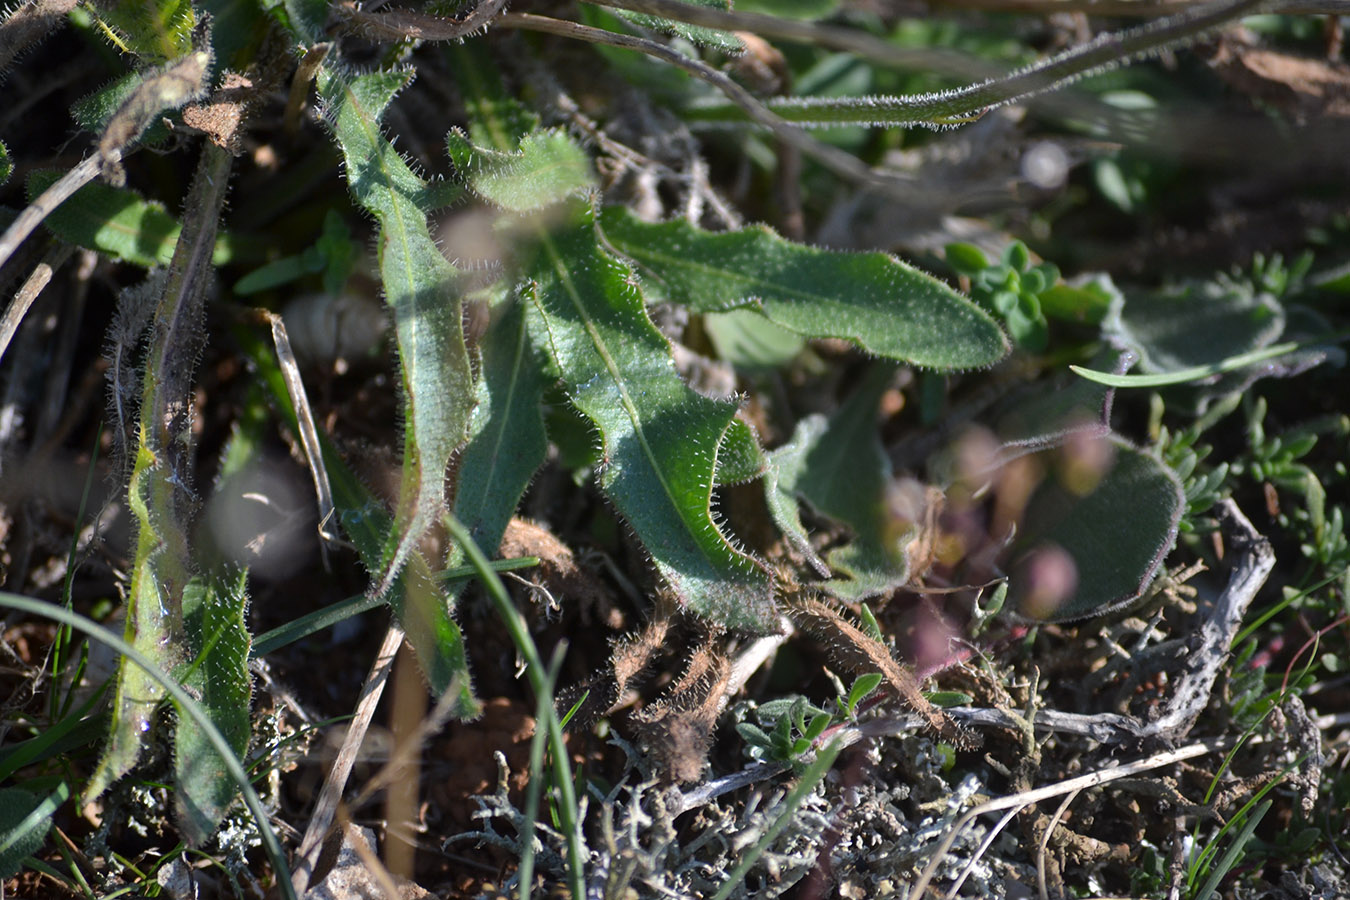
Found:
709,738 -> 841,900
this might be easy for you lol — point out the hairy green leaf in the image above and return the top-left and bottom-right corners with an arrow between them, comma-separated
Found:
89,0 -> 195,61
320,67 -> 475,603
703,309 -> 805,370
0,787 -> 55,877
1105,278 -> 1285,376
714,418 -> 768,486
523,209 -> 777,631
445,45 -> 539,151
88,144 -> 231,803
599,207 -> 1008,369
453,300 -> 548,555
234,325 -> 477,708
769,366 -> 914,598
447,127 -> 597,213
85,430 -> 185,801
174,569 -> 251,844
1009,439 -> 1184,621
0,140 -> 11,186
684,0 -> 1267,128
27,171 -> 232,267
762,417 -> 829,577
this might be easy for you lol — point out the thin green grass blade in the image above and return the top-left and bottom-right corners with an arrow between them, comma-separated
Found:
444,516 -> 587,898
709,738 -> 841,900
1071,341 -> 1330,388
1193,798 -> 1271,900
523,209 -> 777,631
0,689 -> 106,782
598,207 -> 1008,370
250,557 -> 539,658
518,646 -> 566,898
319,67 -> 478,694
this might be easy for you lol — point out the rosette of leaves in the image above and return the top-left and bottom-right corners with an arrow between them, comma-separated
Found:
435,47 -> 1010,633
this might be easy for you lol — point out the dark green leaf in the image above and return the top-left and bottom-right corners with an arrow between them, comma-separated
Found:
703,309 -> 806,370
768,367 -> 914,598
523,210 -> 777,631
27,171 -> 232,268
453,300 -> 548,555
600,207 -> 1008,369
0,787 -> 56,877
320,67 -> 477,618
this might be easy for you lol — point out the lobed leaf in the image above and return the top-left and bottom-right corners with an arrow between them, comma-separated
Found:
319,67 -> 476,607
599,207 -> 1008,370
523,209 -> 778,631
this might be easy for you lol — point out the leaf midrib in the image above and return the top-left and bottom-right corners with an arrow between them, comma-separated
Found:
540,230 -> 728,565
